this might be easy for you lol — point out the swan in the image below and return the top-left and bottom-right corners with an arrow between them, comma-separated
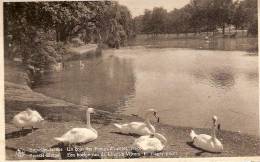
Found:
53,62 -> 63,72
113,109 -> 159,136
54,108 -> 97,144
12,108 -> 44,131
190,115 -> 223,153
132,133 -> 167,153
80,60 -> 85,70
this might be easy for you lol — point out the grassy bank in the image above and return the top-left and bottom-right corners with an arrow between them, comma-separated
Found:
130,35 -> 258,53
4,60 -> 260,160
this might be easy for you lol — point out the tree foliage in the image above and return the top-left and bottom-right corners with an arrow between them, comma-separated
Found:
4,1 -> 135,72
134,0 -> 257,36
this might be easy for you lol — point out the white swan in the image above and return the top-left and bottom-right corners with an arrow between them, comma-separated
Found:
12,108 -> 44,130
54,108 -> 97,144
52,62 -> 63,72
113,109 -> 159,136
132,133 -> 167,153
80,60 -> 85,70
190,115 -> 223,153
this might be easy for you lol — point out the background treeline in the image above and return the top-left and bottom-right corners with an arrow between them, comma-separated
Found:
4,1 -> 135,72
134,0 -> 258,36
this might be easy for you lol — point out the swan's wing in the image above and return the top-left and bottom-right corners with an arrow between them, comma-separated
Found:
116,122 -> 145,132
196,134 -> 212,141
128,122 -> 147,129
15,110 -> 42,125
193,134 -> 213,148
59,128 -> 97,143
128,122 -> 152,134
193,134 -> 223,152
32,111 -> 44,120
116,122 -> 152,135
133,136 -> 164,152
154,133 -> 167,143
14,111 -> 31,122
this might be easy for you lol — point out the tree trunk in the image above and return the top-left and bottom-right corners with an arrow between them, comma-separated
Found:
56,29 -> 60,42
222,24 -> 225,35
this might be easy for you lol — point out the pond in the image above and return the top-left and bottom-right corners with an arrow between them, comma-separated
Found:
33,38 -> 259,137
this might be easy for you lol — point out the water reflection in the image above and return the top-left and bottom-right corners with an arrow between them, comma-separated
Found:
33,47 -> 258,137
245,72 -> 259,82
209,68 -> 235,89
190,68 -> 236,89
34,57 -> 136,112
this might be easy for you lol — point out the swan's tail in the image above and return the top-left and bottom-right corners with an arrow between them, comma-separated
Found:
190,130 -> 197,141
113,123 -> 123,129
54,137 -> 64,142
154,133 -> 167,145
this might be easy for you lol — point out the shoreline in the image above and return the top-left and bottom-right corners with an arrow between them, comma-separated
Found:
128,37 -> 258,54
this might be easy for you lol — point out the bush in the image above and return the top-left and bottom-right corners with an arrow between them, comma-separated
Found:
248,19 -> 258,36
9,28 -> 65,73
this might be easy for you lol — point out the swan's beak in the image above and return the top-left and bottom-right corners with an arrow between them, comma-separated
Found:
153,112 -> 160,123
217,123 -> 221,130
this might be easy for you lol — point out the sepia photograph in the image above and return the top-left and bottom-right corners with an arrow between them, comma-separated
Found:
2,0 -> 259,161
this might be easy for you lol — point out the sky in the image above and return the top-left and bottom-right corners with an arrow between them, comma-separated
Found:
117,0 -> 190,17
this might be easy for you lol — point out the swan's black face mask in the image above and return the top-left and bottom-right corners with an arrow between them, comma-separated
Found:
217,124 -> 221,130
153,112 -> 160,123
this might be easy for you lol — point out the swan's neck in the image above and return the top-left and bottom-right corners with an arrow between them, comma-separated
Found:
86,111 -> 92,129
86,111 -> 97,135
145,113 -> 155,134
211,122 -> 217,142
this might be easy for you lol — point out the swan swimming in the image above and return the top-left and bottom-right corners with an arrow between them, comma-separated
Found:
54,108 -> 97,144
132,132 -> 167,153
190,115 -> 223,153
113,109 -> 159,136
80,60 -> 85,70
12,108 -> 44,131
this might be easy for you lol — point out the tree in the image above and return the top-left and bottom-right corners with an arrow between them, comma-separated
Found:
4,1 -> 136,73
233,0 -> 258,36
212,0 -> 234,35
137,0 -> 257,37
142,9 -> 153,34
133,15 -> 144,35
150,7 -> 168,35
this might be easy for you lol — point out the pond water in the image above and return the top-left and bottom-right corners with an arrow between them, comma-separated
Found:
33,39 -> 259,137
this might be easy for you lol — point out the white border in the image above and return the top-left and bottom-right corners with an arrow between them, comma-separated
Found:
0,0 -> 259,162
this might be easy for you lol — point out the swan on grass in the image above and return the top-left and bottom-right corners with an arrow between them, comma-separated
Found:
132,133 -> 167,153
54,108 -> 97,144
190,115 -> 223,153
12,108 -> 44,131
113,109 -> 159,136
